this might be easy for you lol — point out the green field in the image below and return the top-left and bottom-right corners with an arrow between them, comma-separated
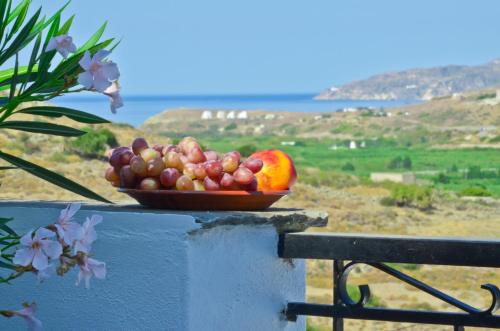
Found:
197,135 -> 500,197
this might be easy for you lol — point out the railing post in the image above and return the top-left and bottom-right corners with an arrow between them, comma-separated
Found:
333,260 -> 344,331
454,326 -> 465,331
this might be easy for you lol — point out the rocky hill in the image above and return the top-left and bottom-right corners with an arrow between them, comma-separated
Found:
316,59 -> 500,100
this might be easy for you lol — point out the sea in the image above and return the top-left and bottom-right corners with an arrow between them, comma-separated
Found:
52,93 -> 417,127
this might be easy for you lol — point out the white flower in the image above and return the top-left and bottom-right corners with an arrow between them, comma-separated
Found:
13,228 -> 62,271
76,257 -> 106,289
46,34 -> 77,58
73,215 -> 103,254
54,203 -> 83,246
13,303 -> 42,331
78,50 -> 120,92
103,81 -> 124,113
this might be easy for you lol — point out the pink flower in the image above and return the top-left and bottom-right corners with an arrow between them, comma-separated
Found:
73,215 -> 103,254
77,257 -> 106,289
78,50 -> 120,92
46,34 -> 77,58
13,228 -> 62,271
13,303 -> 42,331
54,203 -> 83,246
36,264 -> 55,283
103,81 -> 123,113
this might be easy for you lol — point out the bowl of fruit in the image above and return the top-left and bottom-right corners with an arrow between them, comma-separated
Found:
104,136 -> 297,210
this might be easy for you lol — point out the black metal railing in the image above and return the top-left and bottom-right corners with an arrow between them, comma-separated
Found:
278,233 -> 500,330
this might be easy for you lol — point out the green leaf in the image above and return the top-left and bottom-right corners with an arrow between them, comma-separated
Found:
19,106 -> 110,124
0,166 -> 16,170
8,52 -> 18,100
0,121 -> 87,136
58,14 -> 74,35
27,1 -> 69,42
6,0 -> 30,24
0,217 -> 14,225
20,31 -> 41,91
0,7 -> 41,65
8,0 -> 29,38
77,21 -> 107,53
0,0 -> 12,45
0,0 -> 9,29
0,150 -> 112,203
41,10 -> 59,50
0,218 -> 16,236
0,65 -> 37,82
0,260 -> 15,270
0,224 -> 16,236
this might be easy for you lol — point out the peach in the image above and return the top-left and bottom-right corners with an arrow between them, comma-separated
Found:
249,149 -> 297,191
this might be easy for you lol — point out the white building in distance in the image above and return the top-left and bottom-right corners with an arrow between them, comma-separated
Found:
264,114 -> 275,120
201,110 -> 213,120
216,111 -> 226,119
227,111 -> 236,119
237,111 -> 248,119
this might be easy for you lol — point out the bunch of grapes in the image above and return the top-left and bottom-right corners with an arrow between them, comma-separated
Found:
104,136 -> 263,191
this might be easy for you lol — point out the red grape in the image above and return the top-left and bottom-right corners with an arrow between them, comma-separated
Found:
240,177 -> 258,191
222,154 -> 239,173
180,155 -> 189,167
233,166 -> 254,185
130,156 -> 148,177
147,157 -> 165,176
164,151 -> 184,170
183,163 -> 197,179
243,158 -> 263,173
160,168 -> 181,188
139,177 -> 160,190
104,167 -> 120,182
220,173 -> 235,188
119,165 -> 137,188
203,176 -> 220,191
179,137 -> 198,154
176,175 -> 194,190
120,150 -> 134,165
194,163 -> 207,179
204,150 -> 219,161
152,144 -> 164,156
109,147 -> 129,169
162,144 -> 180,155
140,148 -> 160,163
204,160 -> 223,178
132,138 -> 148,155
187,146 -> 206,163
226,151 -> 241,163
193,180 -> 205,191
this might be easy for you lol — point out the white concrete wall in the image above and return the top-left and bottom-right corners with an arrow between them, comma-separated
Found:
0,203 -> 317,331
188,225 -> 305,331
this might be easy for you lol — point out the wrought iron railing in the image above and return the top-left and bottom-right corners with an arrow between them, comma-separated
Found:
278,233 -> 500,330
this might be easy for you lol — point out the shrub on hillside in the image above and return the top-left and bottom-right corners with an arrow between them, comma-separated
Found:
224,123 -> 237,131
381,184 -> 433,210
388,156 -> 412,170
341,162 -> 356,171
65,127 -> 119,158
237,144 -> 258,157
434,173 -> 451,184
459,186 -> 492,197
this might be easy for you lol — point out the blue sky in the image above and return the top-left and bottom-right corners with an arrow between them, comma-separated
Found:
37,0 -> 500,95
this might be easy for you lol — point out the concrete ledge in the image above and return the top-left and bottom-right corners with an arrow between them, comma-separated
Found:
0,201 -> 327,331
